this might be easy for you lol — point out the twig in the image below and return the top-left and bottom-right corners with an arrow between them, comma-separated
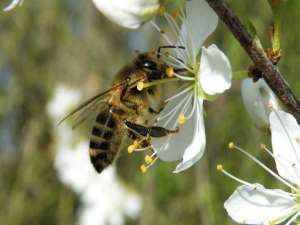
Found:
205,0 -> 300,123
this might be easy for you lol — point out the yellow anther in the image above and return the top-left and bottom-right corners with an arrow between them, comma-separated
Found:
171,9 -> 179,18
260,143 -> 267,150
127,145 -> 136,154
166,67 -> 174,78
133,140 -> 139,146
296,137 -> 300,144
216,164 -> 224,171
140,164 -> 148,174
144,155 -> 153,165
228,142 -> 235,149
178,114 -> 186,125
137,81 -> 144,91
158,5 -> 165,16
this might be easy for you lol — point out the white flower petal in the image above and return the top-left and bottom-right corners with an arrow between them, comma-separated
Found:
173,98 -> 205,173
153,91 -> 194,161
270,110 -> 300,185
241,78 -> 280,130
3,0 -> 23,11
199,44 -> 232,95
179,0 -> 218,60
92,0 -> 160,29
224,184 -> 296,225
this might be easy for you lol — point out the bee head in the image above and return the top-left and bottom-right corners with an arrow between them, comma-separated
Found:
136,53 -> 166,81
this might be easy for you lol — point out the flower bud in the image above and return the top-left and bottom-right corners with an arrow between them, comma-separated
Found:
92,0 -> 160,29
241,78 -> 280,130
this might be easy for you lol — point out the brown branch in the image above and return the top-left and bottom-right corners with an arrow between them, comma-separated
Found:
205,0 -> 300,123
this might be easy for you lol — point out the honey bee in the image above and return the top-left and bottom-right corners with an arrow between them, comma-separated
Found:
59,51 -> 181,173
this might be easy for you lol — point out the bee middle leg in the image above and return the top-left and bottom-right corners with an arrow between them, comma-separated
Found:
124,120 -> 179,138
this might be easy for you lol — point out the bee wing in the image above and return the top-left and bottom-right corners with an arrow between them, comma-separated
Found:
58,81 -> 127,128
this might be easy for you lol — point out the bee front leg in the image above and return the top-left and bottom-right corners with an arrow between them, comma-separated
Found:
149,106 -> 164,114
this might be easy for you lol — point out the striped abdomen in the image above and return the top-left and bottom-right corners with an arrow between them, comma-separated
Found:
89,109 -> 123,173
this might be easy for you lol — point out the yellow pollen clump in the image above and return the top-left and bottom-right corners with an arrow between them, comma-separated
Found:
166,67 -> 174,78
140,164 -> 148,174
158,5 -> 165,16
260,143 -> 267,150
127,145 -> 136,154
144,155 -> 153,165
137,81 -> 144,91
216,164 -> 224,171
171,9 -> 179,18
228,142 -> 235,149
178,114 -> 186,125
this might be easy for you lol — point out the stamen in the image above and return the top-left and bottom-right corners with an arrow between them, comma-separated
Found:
158,5 -> 165,16
228,142 -> 235,149
134,146 -> 152,152
216,164 -> 252,186
163,12 -> 188,62
296,137 -> 300,144
178,114 -> 186,125
144,155 -> 153,164
184,89 -> 197,120
128,144 -> 136,154
150,21 -> 173,46
171,9 -> 179,18
157,91 -> 190,123
166,67 -> 174,78
216,164 -> 223,171
173,72 -> 194,81
179,92 -> 193,117
160,52 -> 193,72
232,144 -> 298,191
127,140 -> 139,153
164,85 -> 193,102
140,153 -> 158,173
260,143 -> 267,150
144,152 -> 157,164
142,78 -> 180,89
140,164 -> 148,174
268,99 -> 274,109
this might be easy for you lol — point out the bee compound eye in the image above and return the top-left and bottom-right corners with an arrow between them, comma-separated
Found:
142,60 -> 157,70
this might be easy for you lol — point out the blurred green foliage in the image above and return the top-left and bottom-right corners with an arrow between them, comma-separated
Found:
0,0 -> 300,225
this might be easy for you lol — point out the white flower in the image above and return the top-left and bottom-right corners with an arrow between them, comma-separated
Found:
48,85 -> 142,225
138,0 -> 231,173
92,0 -> 160,29
222,109 -> 300,225
3,0 -> 23,11
241,78 -> 280,130
56,146 -> 142,225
